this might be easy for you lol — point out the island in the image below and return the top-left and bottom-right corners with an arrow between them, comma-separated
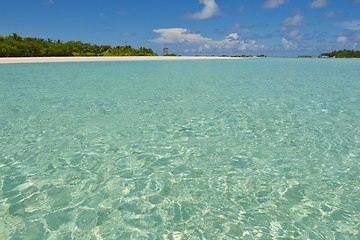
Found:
0,33 -> 157,57
319,49 -> 360,58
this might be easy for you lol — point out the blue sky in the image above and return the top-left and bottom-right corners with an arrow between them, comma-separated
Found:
1,0 -> 360,56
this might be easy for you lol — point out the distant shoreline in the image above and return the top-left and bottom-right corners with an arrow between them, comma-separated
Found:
0,56 -> 244,64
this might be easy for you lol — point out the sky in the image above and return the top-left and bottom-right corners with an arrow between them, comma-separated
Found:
1,0 -> 360,56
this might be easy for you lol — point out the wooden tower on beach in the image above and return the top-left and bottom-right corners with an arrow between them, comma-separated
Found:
163,47 -> 169,56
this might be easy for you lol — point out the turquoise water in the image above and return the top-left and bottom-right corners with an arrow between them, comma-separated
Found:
0,58 -> 359,239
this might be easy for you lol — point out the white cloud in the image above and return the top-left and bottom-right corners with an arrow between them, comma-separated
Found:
282,38 -> 297,49
323,11 -> 343,18
122,32 -> 135,37
151,28 -> 211,44
337,36 -> 348,43
151,28 -> 264,52
283,14 -> 305,26
226,33 -> 240,41
308,0 -> 328,8
288,30 -> 302,39
188,0 -> 219,20
333,33 -> 360,47
238,40 -> 264,51
338,20 -> 360,31
353,0 -> 360,4
219,33 -> 264,51
232,23 -> 241,30
262,0 -> 287,9
323,11 -> 336,17
198,44 -> 211,52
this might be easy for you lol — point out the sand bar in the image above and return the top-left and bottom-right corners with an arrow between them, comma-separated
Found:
0,56 -> 243,64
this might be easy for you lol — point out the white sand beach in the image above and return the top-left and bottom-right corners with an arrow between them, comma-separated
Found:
0,56 -> 242,64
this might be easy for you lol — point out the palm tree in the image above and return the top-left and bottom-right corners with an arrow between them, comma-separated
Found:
12,33 -> 22,41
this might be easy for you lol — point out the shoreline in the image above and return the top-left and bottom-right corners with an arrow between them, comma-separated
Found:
0,56 -> 243,64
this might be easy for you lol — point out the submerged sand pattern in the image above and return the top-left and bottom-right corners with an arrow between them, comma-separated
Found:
0,59 -> 359,239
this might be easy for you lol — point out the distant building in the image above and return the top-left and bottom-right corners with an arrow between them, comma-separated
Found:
163,47 -> 169,56
298,55 -> 317,58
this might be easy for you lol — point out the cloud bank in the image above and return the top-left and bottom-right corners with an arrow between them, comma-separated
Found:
151,28 -> 264,53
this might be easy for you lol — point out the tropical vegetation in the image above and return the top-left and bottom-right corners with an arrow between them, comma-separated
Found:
164,53 -> 177,56
319,49 -> 360,58
0,33 -> 157,57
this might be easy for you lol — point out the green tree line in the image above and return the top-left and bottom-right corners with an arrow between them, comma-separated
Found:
319,49 -> 360,58
0,33 -> 157,57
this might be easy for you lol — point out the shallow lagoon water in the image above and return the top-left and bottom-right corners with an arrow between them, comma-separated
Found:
0,58 -> 359,239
